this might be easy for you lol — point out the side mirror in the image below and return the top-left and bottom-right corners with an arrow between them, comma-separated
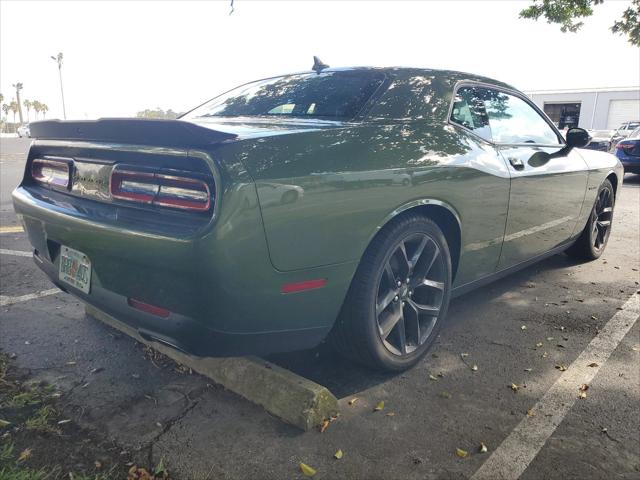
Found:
565,127 -> 591,148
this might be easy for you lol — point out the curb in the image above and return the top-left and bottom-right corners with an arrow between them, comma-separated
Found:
85,304 -> 339,431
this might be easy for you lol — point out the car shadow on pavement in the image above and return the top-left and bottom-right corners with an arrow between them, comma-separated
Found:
267,252 -> 592,399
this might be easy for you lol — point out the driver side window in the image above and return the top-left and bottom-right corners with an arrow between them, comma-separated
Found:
480,89 -> 561,145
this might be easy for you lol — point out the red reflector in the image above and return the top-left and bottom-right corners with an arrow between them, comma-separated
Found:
127,298 -> 171,317
281,279 -> 327,294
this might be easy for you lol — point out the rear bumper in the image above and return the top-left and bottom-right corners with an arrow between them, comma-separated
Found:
615,149 -> 640,173
13,185 -> 355,357
33,250 -> 330,356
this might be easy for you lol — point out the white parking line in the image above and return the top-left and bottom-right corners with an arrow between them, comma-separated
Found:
471,293 -> 640,480
0,288 -> 60,307
0,248 -> 32,257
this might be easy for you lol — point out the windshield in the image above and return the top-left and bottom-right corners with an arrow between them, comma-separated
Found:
630,126 -> 640,138
184,70 -> 385,121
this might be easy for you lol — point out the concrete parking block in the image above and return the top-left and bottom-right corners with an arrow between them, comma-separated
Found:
85,304 -> 339,431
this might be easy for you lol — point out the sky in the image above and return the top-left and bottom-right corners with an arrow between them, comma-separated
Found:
1,0 -> 639,121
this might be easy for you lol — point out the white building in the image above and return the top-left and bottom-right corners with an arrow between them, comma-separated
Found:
526,87 -> 640,130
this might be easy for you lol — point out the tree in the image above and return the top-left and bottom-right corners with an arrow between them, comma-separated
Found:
23,99 -> 32,122
40,103 -> 49,118
32,101 -> 40,120
1,103 -> 9,122
0,93 -> 3,104
520,0 -> 640,46
9,100 -> 18,131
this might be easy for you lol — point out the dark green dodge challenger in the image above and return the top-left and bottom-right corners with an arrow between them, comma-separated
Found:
13,66 -> 623,371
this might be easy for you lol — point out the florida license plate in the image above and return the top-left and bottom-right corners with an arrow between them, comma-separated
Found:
59,245 -> 91,294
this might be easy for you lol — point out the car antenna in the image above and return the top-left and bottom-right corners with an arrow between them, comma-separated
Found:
312,56 -> 329,74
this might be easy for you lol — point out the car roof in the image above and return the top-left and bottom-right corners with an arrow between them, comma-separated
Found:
274,66 -> 517,92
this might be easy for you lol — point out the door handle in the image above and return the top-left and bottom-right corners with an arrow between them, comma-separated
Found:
508,157 -> 525,170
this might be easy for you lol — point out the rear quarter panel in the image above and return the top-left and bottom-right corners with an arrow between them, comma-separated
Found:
222,121 -> 511,287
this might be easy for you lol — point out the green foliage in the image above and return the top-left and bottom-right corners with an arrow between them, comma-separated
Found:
136,108 -> 180,119
25,405 -> 59,434
520,0 -> 639,46
612,0 -> 640,46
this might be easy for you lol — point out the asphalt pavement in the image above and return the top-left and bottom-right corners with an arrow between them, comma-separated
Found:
0,136 -> 638,479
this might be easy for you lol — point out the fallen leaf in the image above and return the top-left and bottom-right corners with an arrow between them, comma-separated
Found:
385,412 -> 395,417
155,457 -> 167,476
546,337 -> 554,341
510,383 -> 519,392
437,372 -> 445,378
57,419 -> 71,425
588,362 -> 599,368
319,419 -> 330,433
455,448 -> 468,458
18,448 -> 32,462
524,368 -> 532,372
541,351 -> 548,358
471,364 -> 478,372
300,462 -> 317,477
65,361 -> 76,366
0,419 -> 10,428
535,342 -> 543,348
578,391 -> 587,399
479,443 -> 488,453
579,384 -> 589,392
373,401 -> 385,411
90,367 -> 104,374
334,449 -> 343,459
521,325 -> 527,330
555,365 -> 567,372
438,391 -> 452,399
429,374 -> 439,381
348,397 -> 358,405
460,353 -> 469,358
527,409 -> 535,417
95,461 -> 102,469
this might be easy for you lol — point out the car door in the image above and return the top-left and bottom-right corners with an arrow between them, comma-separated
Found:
474,86 -> 588,269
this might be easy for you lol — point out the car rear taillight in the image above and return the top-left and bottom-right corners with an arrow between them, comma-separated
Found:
31,158 -> 71,189
616,142 -> 634,150
110,167 -> 212,212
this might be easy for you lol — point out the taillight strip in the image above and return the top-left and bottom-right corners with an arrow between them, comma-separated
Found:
31,158 -> 72,189
109,166 -> 212,212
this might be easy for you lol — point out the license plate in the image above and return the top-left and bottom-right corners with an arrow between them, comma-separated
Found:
59,245 -> 91,294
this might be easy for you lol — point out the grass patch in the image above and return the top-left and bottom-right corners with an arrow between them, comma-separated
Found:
25,405 -> 60,434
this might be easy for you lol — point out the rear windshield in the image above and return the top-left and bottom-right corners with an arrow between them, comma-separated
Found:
184,70 -> 385,121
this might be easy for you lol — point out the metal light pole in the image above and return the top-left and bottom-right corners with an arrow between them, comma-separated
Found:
12,83 -> 24,124
51,53 -> 67,119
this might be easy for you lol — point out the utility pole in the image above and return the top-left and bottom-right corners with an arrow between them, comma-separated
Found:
51,52 -> 67,119
12,83 -> 24,124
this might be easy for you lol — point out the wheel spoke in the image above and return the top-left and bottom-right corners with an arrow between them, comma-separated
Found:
411,242 -> 440,287
395,315 -> 407,354
408,236 -> 429,273
376,289 -> 397,315
419,278 -> 445,291
379,304 -> 403,339
406,298 -> 440,316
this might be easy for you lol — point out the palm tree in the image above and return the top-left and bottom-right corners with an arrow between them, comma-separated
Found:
9,100 -> 18,131
23,99 -> 32,122
40,103 -> 48,118
1,103 -> 9,132
32,101 -> 41,120
0,93 -> 4,105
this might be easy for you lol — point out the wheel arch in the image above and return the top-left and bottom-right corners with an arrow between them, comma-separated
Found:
369,199 -> 462,281
605,171 -> 618,198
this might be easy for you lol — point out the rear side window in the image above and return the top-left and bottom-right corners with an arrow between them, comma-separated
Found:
480,89 -> 560,145
184,71 -> 385,121
450,86 -> 492,141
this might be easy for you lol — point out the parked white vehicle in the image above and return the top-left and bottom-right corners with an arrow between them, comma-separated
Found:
17,124 -> 31,138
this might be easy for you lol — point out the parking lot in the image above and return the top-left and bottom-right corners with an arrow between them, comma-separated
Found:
1,136 -> 638,479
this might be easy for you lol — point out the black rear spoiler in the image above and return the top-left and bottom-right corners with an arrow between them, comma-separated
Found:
29,118 -> 237,148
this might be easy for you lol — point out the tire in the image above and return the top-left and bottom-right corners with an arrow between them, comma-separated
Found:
566,179 -> 615,261
330,214 -> 452,371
